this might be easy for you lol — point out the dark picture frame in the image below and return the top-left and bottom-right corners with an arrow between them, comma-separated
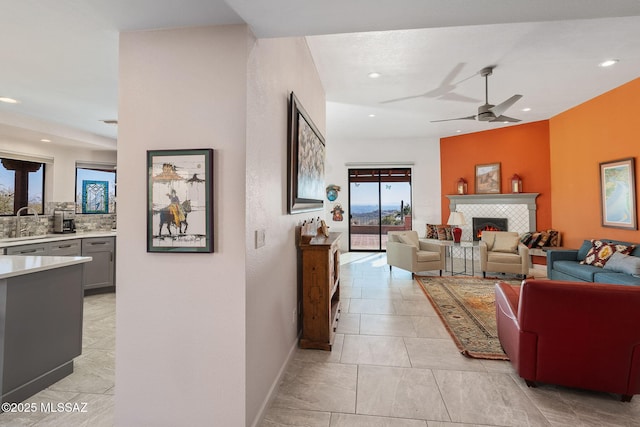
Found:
147,149 -> 214,252
288,92 -> 325,213
600,157 -> 637,230
475,162 -> 501,194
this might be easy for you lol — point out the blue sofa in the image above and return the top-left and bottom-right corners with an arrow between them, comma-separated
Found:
547,239 -> 640,285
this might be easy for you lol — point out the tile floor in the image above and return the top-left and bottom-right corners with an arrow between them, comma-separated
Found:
2,255 -> 640,426
0,292 -> 115,427
261,253 -> 640,427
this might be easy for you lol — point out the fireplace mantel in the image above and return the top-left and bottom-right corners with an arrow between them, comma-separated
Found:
446,193 -> 539,209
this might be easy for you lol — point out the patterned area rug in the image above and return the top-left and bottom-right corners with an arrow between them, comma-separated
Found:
415,276 -> 521,360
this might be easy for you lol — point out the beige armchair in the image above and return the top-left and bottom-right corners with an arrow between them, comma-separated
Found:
386,230 -> 445,276
479,231 -> 529,278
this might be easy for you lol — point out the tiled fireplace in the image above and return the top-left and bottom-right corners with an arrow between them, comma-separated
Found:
446,193 -> 539,243
472,217 -> 508,241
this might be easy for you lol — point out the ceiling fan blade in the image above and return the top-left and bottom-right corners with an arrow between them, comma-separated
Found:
489,94 -> 522,117
380,93 -> 426,104
418,63 -> 467,98
382,63 -> 474,104
431,115 -> 477,123
490,115 -> 521,123
439,92 -> 481,103
439,62 -> 465,86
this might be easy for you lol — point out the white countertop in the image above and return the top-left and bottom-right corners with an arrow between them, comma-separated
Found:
0,255 -> 92,280
0,231 -> 117,249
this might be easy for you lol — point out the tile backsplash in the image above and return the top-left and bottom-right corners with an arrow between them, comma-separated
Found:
0,201 -> 116,239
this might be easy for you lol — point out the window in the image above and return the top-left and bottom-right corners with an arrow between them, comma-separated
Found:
0,158 -> 45,215
348,168 -> 412,251
75,163 -> 116,214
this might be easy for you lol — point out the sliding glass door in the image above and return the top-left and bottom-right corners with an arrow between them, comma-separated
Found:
348,168 -> 412,251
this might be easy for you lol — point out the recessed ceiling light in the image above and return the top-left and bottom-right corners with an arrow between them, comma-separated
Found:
456,130 -> 462,133
40,139 -> 51,143
368,114 -> 376,118
368,72 -> 381,79
599,59 -> 619,67
0,97 -> 19,104
522,107 -> 531,112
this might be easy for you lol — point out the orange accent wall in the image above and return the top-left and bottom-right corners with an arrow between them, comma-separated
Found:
549,77 -> 640,248
440,121 -> 552,231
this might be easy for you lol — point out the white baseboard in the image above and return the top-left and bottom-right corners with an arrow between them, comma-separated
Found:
249,334 -> 299,427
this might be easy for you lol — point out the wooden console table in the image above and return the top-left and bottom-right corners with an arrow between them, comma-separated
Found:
298,232 -> 341,351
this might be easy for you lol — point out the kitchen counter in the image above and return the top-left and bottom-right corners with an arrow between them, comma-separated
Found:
1,255 -> 90,404
0,230 -> 117,249
0,255 -> 91,280
0,233 -> 115,403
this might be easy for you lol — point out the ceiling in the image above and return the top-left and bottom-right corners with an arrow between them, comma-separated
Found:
1,1 -> 640,150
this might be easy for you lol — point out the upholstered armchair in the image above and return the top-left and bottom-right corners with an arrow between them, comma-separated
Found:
479,231 -> 529,278
495,279 -> 640,402
386,230 -> 445,276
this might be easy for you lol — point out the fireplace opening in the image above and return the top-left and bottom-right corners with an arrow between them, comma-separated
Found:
472,217 -> 508,241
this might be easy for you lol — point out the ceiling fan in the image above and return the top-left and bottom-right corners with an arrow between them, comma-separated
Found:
431,66 -> 522,123
381,63 -> 480,104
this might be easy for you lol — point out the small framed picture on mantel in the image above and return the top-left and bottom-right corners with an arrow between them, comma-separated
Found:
475,162 -> 501,194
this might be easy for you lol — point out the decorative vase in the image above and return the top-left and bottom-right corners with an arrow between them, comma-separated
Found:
452,227 -> 462,243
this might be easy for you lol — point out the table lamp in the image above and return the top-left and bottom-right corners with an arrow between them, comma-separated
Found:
447,211 -> 466,243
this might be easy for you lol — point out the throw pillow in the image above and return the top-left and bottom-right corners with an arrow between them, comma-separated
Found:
580,240 -> 635,268
546,229 -> 560,247
444,226 -> 453,241
535,230 -> 551,248
492,233 -> 520,253
603,251 -> 640,275
398,233 -> 419,248
577,240 -> 592,261
436,225 -> 452,241
425,224 -> 438,239
520,232 -> 533,246
527,232 -> 542,248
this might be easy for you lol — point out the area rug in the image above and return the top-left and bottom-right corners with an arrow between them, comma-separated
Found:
415,276 -> 521,360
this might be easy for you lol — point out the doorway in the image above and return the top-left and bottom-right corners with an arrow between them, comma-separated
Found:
348,168 -> 412,251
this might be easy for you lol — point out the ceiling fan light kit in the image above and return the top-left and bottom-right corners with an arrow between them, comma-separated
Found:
432,65 -> 523,124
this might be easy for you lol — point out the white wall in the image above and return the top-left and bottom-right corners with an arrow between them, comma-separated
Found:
324,138 -> 441,251
117,25 -> 250,426
245,37 -> 325,425
0,139 -> 116,203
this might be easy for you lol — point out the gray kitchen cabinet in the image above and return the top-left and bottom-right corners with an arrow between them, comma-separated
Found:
49,239 -> 82,256
4,242 -> 51,255
0,261 -> 86,404
81,237 -> 115,290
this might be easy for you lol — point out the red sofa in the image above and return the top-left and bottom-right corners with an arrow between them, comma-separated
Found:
495,279 -> 640,401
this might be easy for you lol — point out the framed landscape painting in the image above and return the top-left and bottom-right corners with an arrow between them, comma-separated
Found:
288,92 -> 325,213
475,162 -> 501,194
147,149 -> 214,252
600,157 -> 637,230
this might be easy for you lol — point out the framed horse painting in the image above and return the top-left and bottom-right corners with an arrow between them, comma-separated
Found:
147,149 -> 214,253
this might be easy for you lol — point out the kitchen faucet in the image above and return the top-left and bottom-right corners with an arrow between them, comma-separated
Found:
15,206 -> 39,238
